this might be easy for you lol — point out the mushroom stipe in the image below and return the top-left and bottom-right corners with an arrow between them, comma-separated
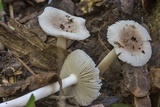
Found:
98,20 -> 152,75
0,50 -> 101,106
38,7 -> 90,49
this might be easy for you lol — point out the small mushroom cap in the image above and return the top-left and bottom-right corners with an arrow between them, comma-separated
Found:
60,49 -> 102,106
38,7 -> 90,40
107,20 -> 152,66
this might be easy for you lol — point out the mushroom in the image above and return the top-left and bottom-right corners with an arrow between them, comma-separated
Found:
0,49 -> 101,106
98,20 -> 152,75
60,49 -> 102,106
38,7 -> 90,49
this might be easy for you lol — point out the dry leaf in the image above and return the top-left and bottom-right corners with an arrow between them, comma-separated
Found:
120,0 -> 134,15
150,67 -> 160,89
122,64 -> 150,97
114,0 -> 134,15
75,0 -> 104,16
59,0 -> 75,15
134,94 -> 151,107
149,42 -> 160,66
50,0 -> 75,15
0,72 -> 61,97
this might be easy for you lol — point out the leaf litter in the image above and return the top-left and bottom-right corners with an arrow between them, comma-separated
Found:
0,0 -> 159,107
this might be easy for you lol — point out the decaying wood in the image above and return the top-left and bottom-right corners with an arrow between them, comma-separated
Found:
0,19 -> 69,73
0,72 -> 61,97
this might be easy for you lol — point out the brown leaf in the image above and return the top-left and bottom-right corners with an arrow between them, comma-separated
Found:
134,94 -> 151,107
59,0 -> 75,15
0,72 -> 62,97
120,0 -> 134,15
114,0 -> 134,15
149,42 -> 160,67
150,67 -> 160,89
122,64 -> 150,97
50,0 -> 75,15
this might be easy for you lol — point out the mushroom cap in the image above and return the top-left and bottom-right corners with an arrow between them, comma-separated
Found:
38,7 -> 90,40
60,49 -> 101,106
107,20 -> 152,66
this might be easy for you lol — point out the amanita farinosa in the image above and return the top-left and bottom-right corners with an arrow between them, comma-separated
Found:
98,20 -> 152,75
0,50 -> 101,107
38,7 -> 90,49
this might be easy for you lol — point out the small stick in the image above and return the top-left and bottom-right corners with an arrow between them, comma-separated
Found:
49,95 -> 74,100
16,57 -> 36,76
9,3 -> 14,18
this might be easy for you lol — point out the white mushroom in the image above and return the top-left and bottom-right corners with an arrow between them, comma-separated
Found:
60,49 -> 102,106
98,20 -> 152,75
38,7 -> 90,49
0,50 -> 101,106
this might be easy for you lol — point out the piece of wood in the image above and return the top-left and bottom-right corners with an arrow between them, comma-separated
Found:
0,19 -> 69,73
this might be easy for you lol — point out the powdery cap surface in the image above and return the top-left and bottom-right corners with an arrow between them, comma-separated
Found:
107,20 -> 152,66
38,7 -> 90,40
60,49 -> 102,106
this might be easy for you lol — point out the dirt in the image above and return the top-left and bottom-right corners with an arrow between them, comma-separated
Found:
0,0 -> 160,107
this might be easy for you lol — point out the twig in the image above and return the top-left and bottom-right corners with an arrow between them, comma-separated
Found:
9,3 -> 14,18
16,57 -> 37,76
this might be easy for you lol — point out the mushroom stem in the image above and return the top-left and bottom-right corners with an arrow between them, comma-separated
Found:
0,74 -> 78,107
56,37 -> 67,49
98,49 -> 117,76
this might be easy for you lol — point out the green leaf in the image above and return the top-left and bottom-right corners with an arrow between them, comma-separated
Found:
111,103 -> 133,107
25,94 -> 36,107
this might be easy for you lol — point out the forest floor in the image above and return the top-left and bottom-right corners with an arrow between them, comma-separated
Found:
0,0 -> 160,107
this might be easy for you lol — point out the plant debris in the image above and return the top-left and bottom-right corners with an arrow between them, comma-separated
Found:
0,19 -> 69,72
122,64 -> 150,97
0,0 -> 159,106
0,72 -> 61,97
